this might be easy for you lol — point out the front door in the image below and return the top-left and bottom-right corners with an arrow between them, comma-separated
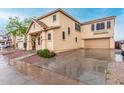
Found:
31,35 -> 36,50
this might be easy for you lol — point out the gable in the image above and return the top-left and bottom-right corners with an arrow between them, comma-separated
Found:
26,19 -> 48,34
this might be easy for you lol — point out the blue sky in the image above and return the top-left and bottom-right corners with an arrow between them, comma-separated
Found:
0,8 -> 124,41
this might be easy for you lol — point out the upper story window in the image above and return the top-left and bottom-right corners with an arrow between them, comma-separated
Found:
91,24 -> 95,31
53,15 -> 56,22
68,27 -> 70,35
107,21 -> 111,29
62,31 -> 65,40
96,22 -> 105,30
101,23 -> 105,29
75,23 -> 81,31
48,33 -> 51,40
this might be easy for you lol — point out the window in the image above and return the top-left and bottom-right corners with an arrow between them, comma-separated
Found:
96,22 -> 105,30
68,27 -> 70,35
75,23 -> 81,31
53,15 -> 56,21
101,23 -> 105,29
38,37 -> 40,45
96,23 -> 100,30
91,24 -> 94,31
48,33 -> 51,40
75,37 -> 77,42
107,21 -> 111,29
62,31 -> 65,40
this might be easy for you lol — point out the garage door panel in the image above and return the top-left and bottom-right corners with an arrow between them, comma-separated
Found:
85,38 -> 110,48
17,42 -> 24,49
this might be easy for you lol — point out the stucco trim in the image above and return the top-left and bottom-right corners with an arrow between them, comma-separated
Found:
93,31 -> 108,34
82,37 -> 110,40
28,26 -> 60,35
46,26 -> 60,31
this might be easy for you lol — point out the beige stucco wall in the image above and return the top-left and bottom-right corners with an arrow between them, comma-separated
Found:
46,30 -> 54,51
39,12 -> 60,27
29,23 -> 43,34
53,12 -> 81,52
35,35 -> 41,50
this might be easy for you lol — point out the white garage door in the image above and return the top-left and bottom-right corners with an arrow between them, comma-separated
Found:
17,42 -> 24,49
85,38 -> 110,48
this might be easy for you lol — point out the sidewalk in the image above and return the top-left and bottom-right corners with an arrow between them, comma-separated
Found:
4,50 -> 33,59
107,62 -> 124,85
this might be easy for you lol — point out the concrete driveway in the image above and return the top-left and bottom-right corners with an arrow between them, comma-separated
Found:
0,49 -> 124,85
30,49 -> 123,84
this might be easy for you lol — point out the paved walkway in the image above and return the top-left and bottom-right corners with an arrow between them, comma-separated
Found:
4,50 -> 32,59
0,55 -> 79,85
0,48 -> 17,55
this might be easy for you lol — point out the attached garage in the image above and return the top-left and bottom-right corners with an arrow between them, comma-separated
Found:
84,38 -> 110,48
16,41 -> 24,49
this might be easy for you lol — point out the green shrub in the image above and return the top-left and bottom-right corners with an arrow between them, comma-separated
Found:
37,49 -> 42,55
37,49 -> 56,58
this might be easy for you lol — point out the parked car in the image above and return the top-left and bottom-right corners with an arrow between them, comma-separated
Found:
0,43 -> 9,48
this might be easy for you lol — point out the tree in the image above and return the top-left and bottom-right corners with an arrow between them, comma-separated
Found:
6,16 -> 34,49
6,17 -> 20,48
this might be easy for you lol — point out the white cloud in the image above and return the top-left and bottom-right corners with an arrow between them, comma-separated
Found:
0,12 -> 26,20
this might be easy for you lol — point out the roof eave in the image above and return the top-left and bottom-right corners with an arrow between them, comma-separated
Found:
81,16 -> 116,25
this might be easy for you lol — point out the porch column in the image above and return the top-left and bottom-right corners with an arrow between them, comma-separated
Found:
27,34 -> 32,50
42,31 -> 46,49
110,37 -> 115,49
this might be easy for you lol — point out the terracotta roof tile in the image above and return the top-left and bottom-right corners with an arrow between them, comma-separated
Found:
32,19 -> 48,29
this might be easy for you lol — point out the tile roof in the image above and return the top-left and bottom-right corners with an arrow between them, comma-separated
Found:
32,19 -> 48,29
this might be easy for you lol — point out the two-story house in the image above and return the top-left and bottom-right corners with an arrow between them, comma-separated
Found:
26,8 -> 116,53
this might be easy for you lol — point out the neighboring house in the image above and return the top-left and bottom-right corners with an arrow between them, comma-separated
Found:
115,40 -> 124,49
9,33 -> 25,49
0,34 -> 12,48
16,35 -> 25,50
26,8 -> 116,53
